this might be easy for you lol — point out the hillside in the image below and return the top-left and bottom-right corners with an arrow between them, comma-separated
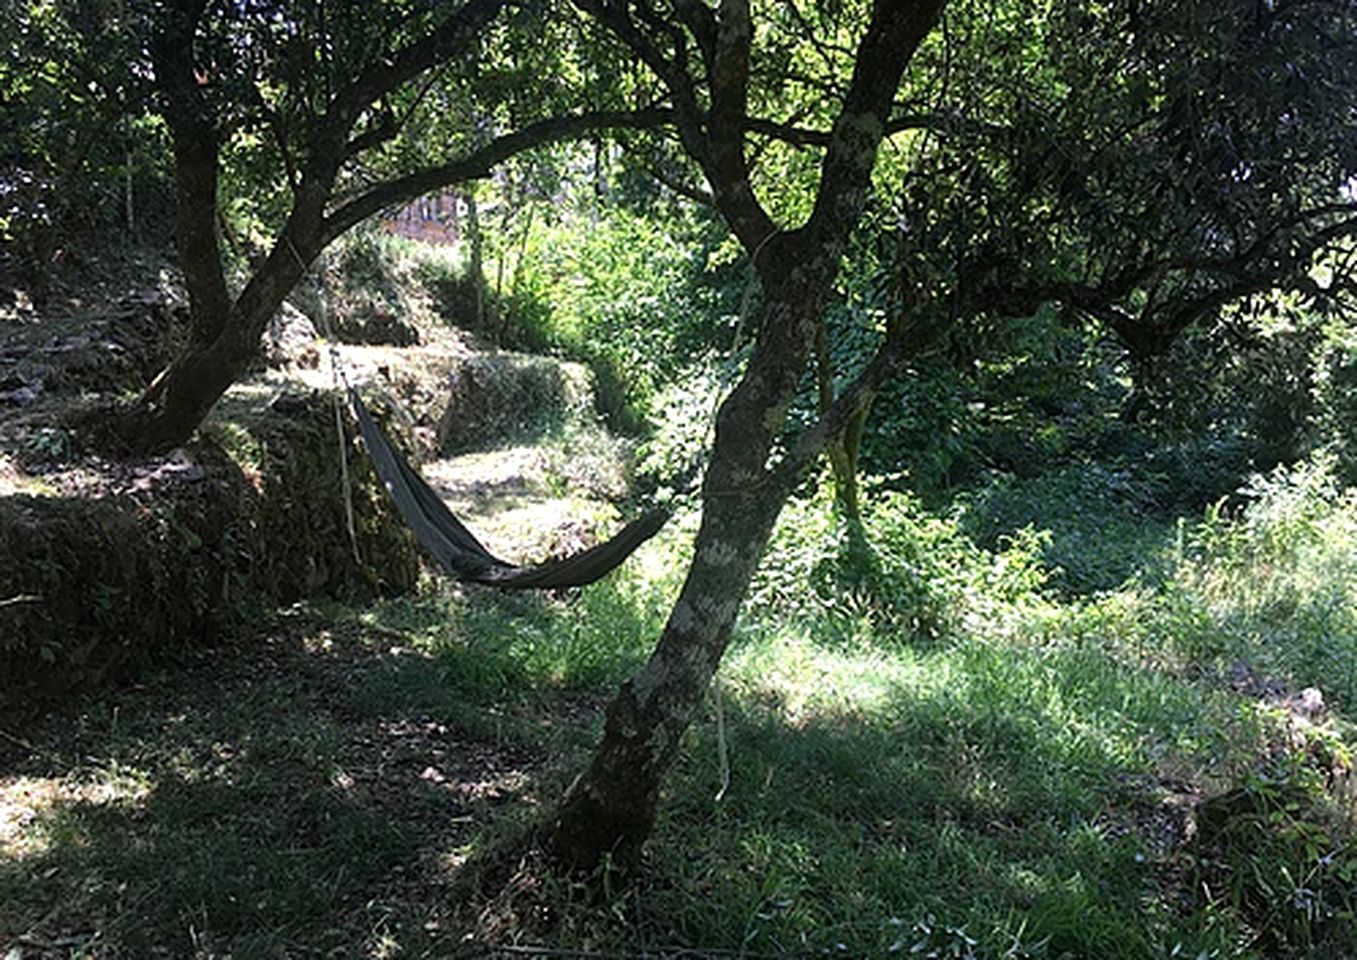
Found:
3,235 -> 1357,959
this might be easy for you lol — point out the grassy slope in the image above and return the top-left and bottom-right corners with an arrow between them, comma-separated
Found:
3,461 -> 1356,959
4,234 -> 1355,959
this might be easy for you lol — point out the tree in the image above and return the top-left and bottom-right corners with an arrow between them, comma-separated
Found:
46,0 -> 1357,876
807,0 -> 1357,513
548,0 -> 949,870
113,0 -> 662,453
548,0 -> 1357,870
1,1 -> 164,303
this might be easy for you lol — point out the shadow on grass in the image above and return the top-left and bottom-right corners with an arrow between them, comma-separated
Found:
0,588 -> 1301,959
0,606 -> 559,958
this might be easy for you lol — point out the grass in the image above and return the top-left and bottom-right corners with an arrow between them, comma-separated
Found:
4,461 -> 1357,958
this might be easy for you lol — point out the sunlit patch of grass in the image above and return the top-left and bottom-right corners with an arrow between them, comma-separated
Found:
0,776 -> 63,858
0,452 -> 60,496
1,763 -> 155,861
509,565 -> 1296,957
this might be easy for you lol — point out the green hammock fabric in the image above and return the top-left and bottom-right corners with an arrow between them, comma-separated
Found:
349,387 -> 668,590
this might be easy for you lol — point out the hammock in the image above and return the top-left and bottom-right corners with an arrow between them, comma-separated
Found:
348,387 -> 668,589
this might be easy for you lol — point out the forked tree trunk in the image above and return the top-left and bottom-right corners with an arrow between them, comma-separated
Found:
117,230 -> 316,453
548,0 -> 947,872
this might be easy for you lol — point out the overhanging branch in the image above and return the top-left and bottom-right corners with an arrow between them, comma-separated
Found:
325,0 -> 507,131
320,108 -> 673,242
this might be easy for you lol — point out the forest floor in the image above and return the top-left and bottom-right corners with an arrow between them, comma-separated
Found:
4,244 -> 1357,959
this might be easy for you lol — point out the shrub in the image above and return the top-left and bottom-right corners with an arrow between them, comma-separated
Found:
1175,455 -> 1357,709
749,479 -> 1050,647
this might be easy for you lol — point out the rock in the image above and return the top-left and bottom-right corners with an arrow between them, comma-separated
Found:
332,297 -> 420,347
1289,686 -> 1325,718
261,302 -> 320,369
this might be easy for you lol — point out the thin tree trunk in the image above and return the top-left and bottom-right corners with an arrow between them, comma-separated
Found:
814,320 -> 866,521
466,190 -> 486,333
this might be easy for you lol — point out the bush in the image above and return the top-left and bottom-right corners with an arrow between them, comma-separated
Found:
504,205 -> 738,430
1189,744 -> 1357,957
1175,455 -> 1357,709
749,479 -> 1050,647
956,462 -> 1172,594
1314,320 -> 1357,486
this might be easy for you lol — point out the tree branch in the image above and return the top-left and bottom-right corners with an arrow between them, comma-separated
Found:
321,108 -> 673,243
576,0 -> 710,166
635,157 -> 715,206
701,0 -> 778,254
806,0 -> 948,245
743,110 -> 1002,149
324,0 -> 507,134
673,0 -> 717,74
777,310 -> 952,490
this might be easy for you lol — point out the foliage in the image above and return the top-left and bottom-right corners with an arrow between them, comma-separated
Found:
1313,318 -> 1357,486
1188,754 -> 1357,957
504,200 -> 740,430
1174,456 -> 1357,709
0,1 -> 169,259
886,0 -> 1357,343
751,478 -> 1049,647
955,463 -> 1172,595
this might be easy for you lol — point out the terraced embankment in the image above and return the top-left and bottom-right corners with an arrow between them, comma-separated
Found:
0,257 -> 628,706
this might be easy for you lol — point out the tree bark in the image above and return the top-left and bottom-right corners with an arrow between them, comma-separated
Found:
551,265 -> 826,870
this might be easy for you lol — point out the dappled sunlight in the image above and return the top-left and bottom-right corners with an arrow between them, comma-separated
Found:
0,777 -> 59,859
1,764 -> 155,861
0,609 -> 566,956
662,620 -> 1264,954
6,0 -> 1357,952
725,629 -> 947,725
723,624 -> 1233,802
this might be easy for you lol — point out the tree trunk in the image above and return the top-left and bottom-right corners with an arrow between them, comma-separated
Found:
547,0 -> 947,871
118,223 -> 318,453
127,338 -> 254,452
466,190 -> 486,334
814,319 -> 875,522
551,263 -> 824,871
548,479 -> 783,870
